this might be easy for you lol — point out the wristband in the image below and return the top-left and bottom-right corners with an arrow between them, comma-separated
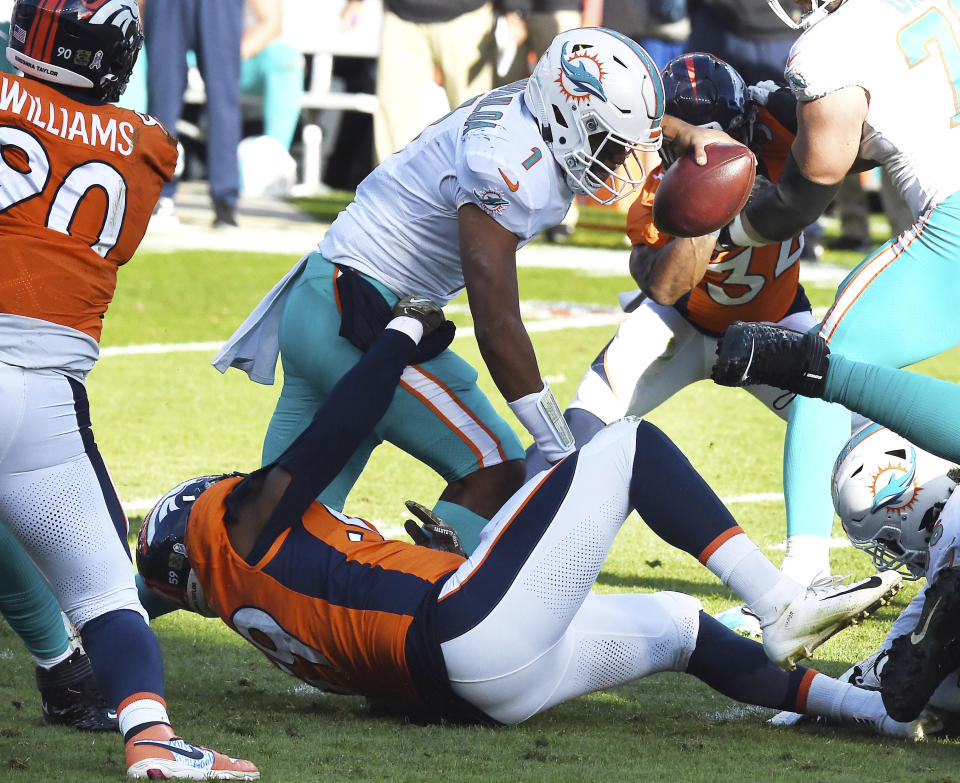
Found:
727,212 -> 767,248
385,315 -> 424,343
508,382 -> 575,463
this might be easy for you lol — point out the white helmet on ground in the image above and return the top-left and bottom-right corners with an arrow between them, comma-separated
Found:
523,27 -> 664,205
832,423 -> 957,579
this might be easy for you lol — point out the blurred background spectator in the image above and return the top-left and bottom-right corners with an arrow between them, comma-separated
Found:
686,0 -> 796,84
143,0 -> 244,228
241,0 -> 303,152
500,0 -> 583,83
342,0 -> 529,164
602,0 -> 689,71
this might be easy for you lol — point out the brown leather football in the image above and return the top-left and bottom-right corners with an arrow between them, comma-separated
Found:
652,143 -> 756,238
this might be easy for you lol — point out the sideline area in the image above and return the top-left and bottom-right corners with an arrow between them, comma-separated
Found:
140,182 -> 851,286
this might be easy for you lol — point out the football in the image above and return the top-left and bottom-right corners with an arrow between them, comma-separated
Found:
652,143 -> 757,238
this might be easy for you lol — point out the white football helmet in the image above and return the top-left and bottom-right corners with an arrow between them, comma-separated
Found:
832,423 -> 957,579
523,27 -> 664,205
767,0 -> 847,30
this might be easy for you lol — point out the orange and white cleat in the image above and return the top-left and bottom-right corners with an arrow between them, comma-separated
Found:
125,723 -> 259,780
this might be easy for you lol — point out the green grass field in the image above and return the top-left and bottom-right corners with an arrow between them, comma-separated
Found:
1,216 -> 959,782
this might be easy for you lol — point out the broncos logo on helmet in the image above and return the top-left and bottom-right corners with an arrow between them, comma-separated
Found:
6,0 -> 143,102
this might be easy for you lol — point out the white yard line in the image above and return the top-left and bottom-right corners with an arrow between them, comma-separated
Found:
101,303 -> 830,359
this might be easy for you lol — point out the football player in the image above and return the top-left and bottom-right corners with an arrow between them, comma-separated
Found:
213,27 -> 725,556
526,53 -> 835,593
775,425 -> 960,728
138,295 -> 922,738
0,1 -> 256,778
701,0 -> 960,618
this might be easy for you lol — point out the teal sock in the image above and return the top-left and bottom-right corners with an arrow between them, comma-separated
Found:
0,525 -> 70,660
825,355 -> 960,462
135,574 -> 180,620
783,395 -> 849,539
431,500 -> 490,557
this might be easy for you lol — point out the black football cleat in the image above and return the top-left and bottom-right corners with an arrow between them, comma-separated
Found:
711,321 -> 831,398
36,649 -> 118,732
882,565 -> 960,722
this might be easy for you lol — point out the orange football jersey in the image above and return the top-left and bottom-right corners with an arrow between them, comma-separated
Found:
186,477 -> 465,708
626,105 -> 803,334
0,73 -> 177,341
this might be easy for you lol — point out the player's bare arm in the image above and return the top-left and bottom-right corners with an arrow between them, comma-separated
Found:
629,238 -> 715,306
459,203 -> 543,401
734,86 -> 867,245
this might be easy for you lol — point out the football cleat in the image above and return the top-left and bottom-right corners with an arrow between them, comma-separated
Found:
36,649 -> 118,732
881,565 -> 960,722
840,648 -> 888,691
713,605 -> 762,639
711,321 -> 831,398
126,724 -> 259,780
870,707 -> 942,740
761,571 -> 903,670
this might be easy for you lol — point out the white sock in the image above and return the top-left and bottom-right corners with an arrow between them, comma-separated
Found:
780,535 -> 831,585
702,531 -> 803,624
33,646 -> 73,670
804,672 -> 881,722
119,696 -> 170,737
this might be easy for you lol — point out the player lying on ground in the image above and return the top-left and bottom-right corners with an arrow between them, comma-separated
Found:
0,0 -> 256,777
135,298 -> 925,737
525,52 -> 841,591
773,424 -> 960,728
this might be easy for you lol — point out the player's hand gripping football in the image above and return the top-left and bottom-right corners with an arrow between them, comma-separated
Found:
403,500 -> 466,557
393,295 -> 456,363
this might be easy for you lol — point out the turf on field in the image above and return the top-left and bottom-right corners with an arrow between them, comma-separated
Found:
1,242 -> 959,782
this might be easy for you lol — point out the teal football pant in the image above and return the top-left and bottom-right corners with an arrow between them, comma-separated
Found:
262,253 -> 525,541
784,191 -> 960,542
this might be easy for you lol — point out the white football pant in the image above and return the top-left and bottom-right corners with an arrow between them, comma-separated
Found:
439,418 -> 702,724
568,298 -> 817,424
0,362 -> 146,629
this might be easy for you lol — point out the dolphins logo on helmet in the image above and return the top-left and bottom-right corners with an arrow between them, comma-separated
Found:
556,43 -> 607,104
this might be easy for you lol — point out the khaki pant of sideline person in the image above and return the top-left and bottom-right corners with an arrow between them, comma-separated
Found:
375,5 -> 497,163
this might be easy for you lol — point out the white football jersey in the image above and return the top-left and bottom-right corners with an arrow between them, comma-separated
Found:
319,80 -> 574,304
884,486 -> 960,644
785,0 -> 960,217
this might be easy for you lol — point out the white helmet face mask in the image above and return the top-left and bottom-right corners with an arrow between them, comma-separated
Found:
832,423 -> 957,579
523,27 -> 665,205
767,0 -> 844,29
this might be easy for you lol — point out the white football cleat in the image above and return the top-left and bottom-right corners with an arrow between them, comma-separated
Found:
762,571 -> 903,669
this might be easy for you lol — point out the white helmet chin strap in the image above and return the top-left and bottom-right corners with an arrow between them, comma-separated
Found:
767,0 -> 835,30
